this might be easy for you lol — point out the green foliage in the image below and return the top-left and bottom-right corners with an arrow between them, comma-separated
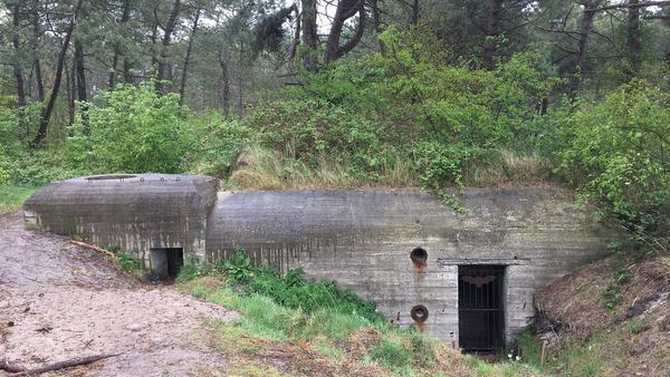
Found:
232,27 -> 556,190
219,248 -> 256,283
221,249 -> 382,321
117,252 -> 143,274
556,81 -> 670,253
0,185 -> 37,214
192,113 -> 253,178
0,147 -> 9,186
627,318 -> 650,335
176,258 -> 205,283
68,84 -> 195,174
369,337 -> 413,370
601,283 -> 623,311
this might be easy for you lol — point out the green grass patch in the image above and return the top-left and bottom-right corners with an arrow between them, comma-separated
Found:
516,329 -> 605,377
0,185 -> 37,214
627,318 -> 650,335
369,336 -> 413,370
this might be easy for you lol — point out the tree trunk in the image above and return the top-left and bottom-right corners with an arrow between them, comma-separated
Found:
32,0 -> 83,148
74,39 -> 87,103
324,0 -> 366,63
109,0 -> 131,88
110,52 -> 120,88
179,8 -> 201,106
237,41 -> 245,116
66,58 -> 75,127
627,0 -> 642,75
483,0 -> 503,69
372,0 -> 381,33
31,0 -> 44,102
150,16 -> 159,71
569,0 -> 601,95
410,0 -> 419,25
301,0 -> 319,71
219,53 -> 230,117
11,2 -> 27,109
74,37 -> 89,133
123,58 -> 132,84
288,7 -> 301,62
156,0 -> 182,95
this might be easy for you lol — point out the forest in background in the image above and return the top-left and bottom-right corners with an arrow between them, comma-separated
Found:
0,0 -> 669,253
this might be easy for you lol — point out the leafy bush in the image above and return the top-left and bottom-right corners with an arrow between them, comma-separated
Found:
0,146 -> 9,185
221,249 -> 382,322
117,252 -> 143,274
556,81 -> 670,252
232,27 -> 556,190
191,113 -> 254,178
68,84 -> 195,174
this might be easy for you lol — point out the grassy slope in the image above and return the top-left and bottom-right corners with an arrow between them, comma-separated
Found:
0,185 -> 36,214
522,254 -> 670,376
179,276 -> 541,377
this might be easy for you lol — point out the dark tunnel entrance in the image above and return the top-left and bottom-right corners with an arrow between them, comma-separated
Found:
150,248 -> 184,281
458,265 -> 505,353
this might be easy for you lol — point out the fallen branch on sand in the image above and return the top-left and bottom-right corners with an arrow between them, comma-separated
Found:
1,353 -> 121,376
70,240 -> 116,258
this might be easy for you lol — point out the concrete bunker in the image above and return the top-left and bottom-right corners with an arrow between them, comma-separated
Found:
23,174 -> 614,349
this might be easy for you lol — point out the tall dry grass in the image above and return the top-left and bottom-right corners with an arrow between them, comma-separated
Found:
226,146 -> 417,191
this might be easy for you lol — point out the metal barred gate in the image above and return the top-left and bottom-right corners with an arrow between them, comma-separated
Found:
458,265 -> 505,352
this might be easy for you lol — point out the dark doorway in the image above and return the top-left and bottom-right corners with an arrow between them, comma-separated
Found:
458,265 -> 505,352
150,248 -> 184,280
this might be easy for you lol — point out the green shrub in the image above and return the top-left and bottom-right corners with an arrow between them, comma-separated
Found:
233,27 -> 556,190
0,185 -> 37,214
557,81 -> 670,252
221,249 -> 382,322
0,147 -> 9,185
176,258 -> 205,282
601,283 -> 623,311
68,84 -> 195,174
192,113 -> 254,178
627,318 -> 650,335
117,252 -> 143,274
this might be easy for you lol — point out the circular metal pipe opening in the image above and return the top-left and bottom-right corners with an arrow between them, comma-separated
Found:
410,305 -> 429,323
410,247 -> 428,266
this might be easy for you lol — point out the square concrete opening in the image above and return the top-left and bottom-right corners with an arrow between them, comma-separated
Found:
150,248 -> 184,280
458,265 -> 505,352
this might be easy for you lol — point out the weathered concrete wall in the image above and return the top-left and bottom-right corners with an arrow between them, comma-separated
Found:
23,174 -> 218,268
24,176 -> 612,347
206,188 -> 613,345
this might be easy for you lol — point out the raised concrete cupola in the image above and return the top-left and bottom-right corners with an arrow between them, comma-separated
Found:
23,174 -> 218,278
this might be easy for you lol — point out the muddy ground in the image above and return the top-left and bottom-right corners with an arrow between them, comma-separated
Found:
0,212 -> 237,377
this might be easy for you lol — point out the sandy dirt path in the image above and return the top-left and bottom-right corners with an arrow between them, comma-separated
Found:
0,212 -> 236,376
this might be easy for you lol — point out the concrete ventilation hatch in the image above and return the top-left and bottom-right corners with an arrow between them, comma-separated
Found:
150,248 -> 184,281
458,265 -> 506,353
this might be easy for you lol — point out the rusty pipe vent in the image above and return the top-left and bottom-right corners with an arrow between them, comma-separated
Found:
410,247 -> 428,267
410,305 -> 429,323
